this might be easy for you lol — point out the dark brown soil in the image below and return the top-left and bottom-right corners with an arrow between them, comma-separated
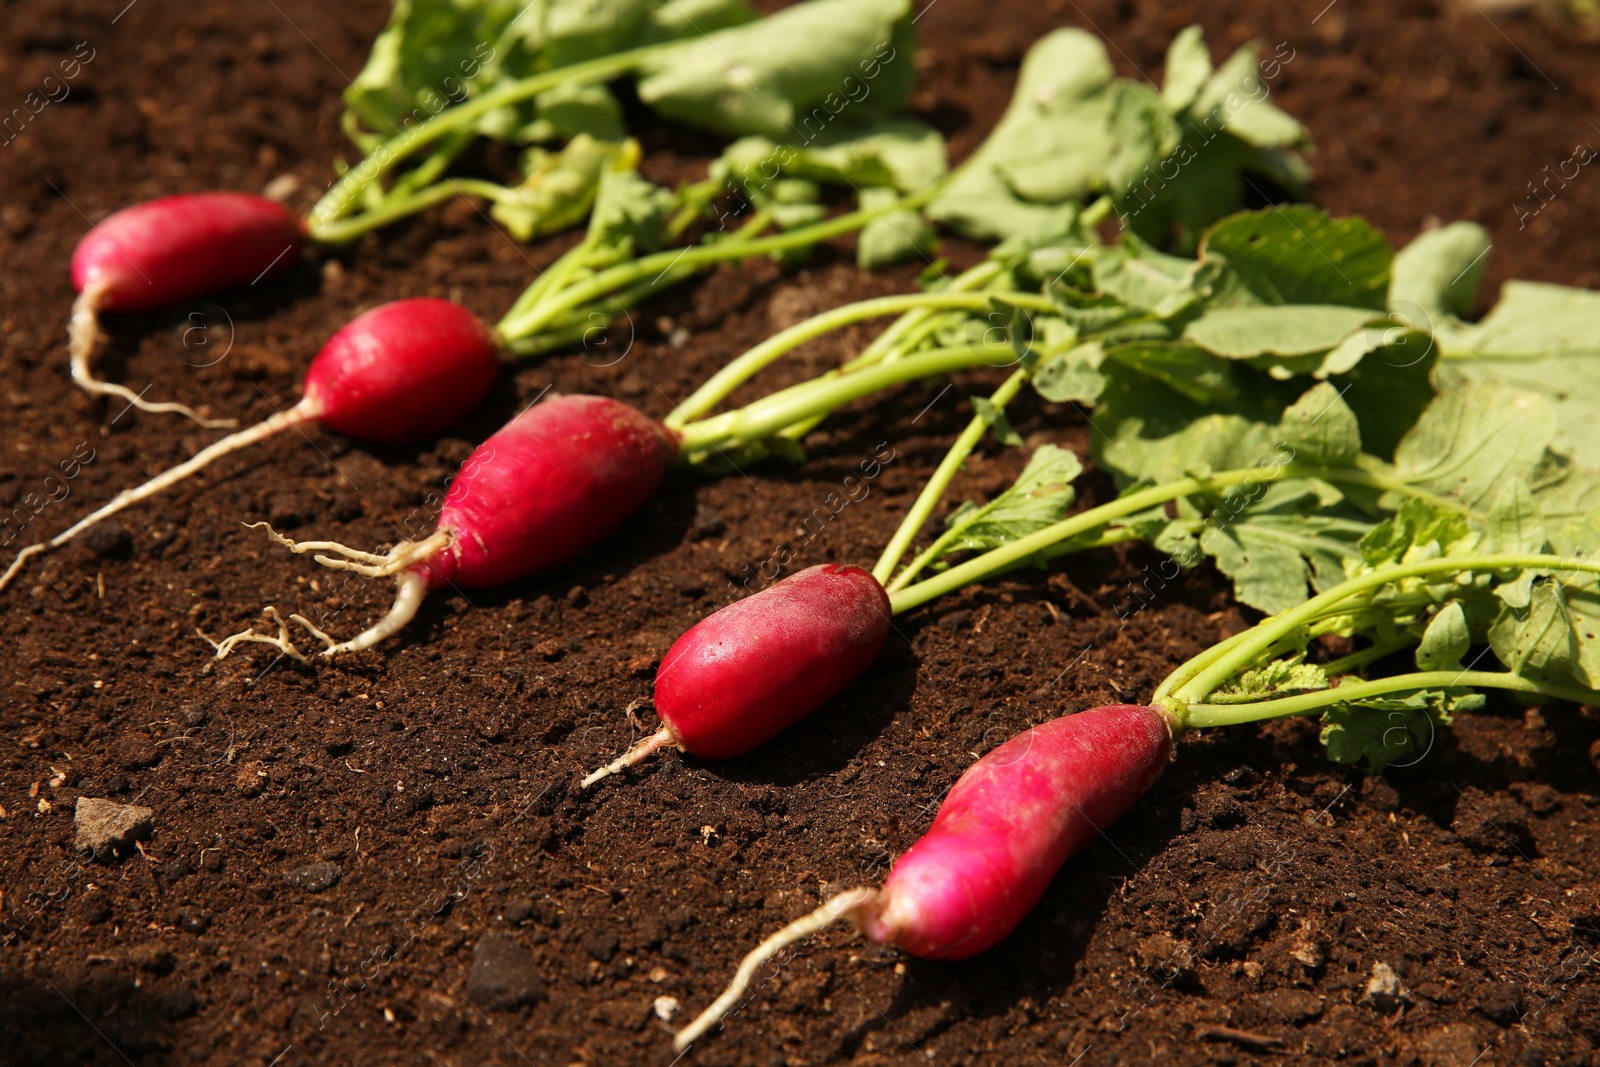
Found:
4,2 -> 1600,1065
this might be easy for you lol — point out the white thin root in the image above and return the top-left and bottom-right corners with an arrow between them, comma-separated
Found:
0,401 -> 320,599
0,544 -> 46,596
316,569 -> 430,658
672,888 -> 879,1052
207,564 -> 436,663
202,606 -> 310,663
69,287 -> 238,429
581,727 -> 678,789
246,524 -> 452,578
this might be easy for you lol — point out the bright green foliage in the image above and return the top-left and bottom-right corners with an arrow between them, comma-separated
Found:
932,445 -> 1084,560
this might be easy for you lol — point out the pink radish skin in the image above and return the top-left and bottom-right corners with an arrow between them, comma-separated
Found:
655,564 -> 891,759
672,704 -> 1174,1050
303,298 -> 501,444
415,395 -> 678,591
204,395 -> 677,660
860,703 -> 1173,960
72,193 -> 305,312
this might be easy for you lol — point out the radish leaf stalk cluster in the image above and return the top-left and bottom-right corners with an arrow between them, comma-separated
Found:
675,398 -> 1600,1048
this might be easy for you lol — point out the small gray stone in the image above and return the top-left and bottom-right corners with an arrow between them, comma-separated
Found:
74,797 -> 154,860
466,931 -> 544,1008
285,861 -> 341,893
690,505 -> 725,539
1364,961 -> 1411,1012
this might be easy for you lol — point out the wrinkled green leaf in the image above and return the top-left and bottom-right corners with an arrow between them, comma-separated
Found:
1483,479 -> 1546,556
1389,221 -> 1491,322
1489,580 -> 1578,681
857,186 -> 936,269
637,0 -> 914,139
587,164 -> 675,253
1199,207 -> 1392,310
1200,508 -> 1368,614
517,81 -> 624,142
1087,241 -> 1230,319
717,117 -> 947,193
489,134 -> 630,240
1160,25 -> 1211,112
1210,657 -> 1329,701
926,29 -> 1118,240
1033,344 -> 1107,405
1391,379 -> 1555,512
1102,341 -> 1241,406
1183,305 -> 1377,359
1320,693 -> 1462,771
937,444 -> 1084,556
1437,281 -> 1600,471
1416,601 -> 1471,671
1278,381 -> 1361,466
345,0 -> 758,144
345,0 -> 520,141
1356,498 -> 1477,571
1188,42 -> 1307,150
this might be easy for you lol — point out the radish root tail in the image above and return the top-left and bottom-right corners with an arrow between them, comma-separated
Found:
0,399 -> 321,598
69,286 -> 239,429
672,888 -> 879,1051
246,524 -> 452,578
205,569 -> 432,663
315,570 -> 430,657
208,569 -> 433,663
0,544 -> 46,595
581,727 -> 677,789
202,606 -> 311,663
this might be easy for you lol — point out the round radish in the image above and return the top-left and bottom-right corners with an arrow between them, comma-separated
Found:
0,299 -> 500,596
69,192 -> 308,426
303,297 -> 500,445
211,395 -> 679,659
672,703 -> 1174,1049
415,394 -> 678,591
72,192 -> 306,313
581,564 -> 890,785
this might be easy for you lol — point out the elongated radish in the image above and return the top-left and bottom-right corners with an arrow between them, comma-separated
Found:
672,703 -> 1175,1050
583,565 -> 889,785
212,394 -> 678,660
0,298 -> 498,595
70,193 -> 307,426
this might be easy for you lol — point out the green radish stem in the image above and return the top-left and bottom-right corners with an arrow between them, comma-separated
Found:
770,262 -> 1017,444
1181,670 -> 1600,728
884,465 -> 1468,617
1161,553 -> 1600,710
856,261 -> 1005,367
872,368 -> 1031,585
308,177 -> 518,245
675,341 -> 1019,457
498,211 -> 774,357
494,187 -> 941,343
308,46 -> 671,239
665,293 -> 1051,431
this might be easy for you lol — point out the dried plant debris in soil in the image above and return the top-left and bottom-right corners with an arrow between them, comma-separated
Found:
4,1 -> 1600,1065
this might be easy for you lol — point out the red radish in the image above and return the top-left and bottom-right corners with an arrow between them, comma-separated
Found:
0,298 -> 499,595
302,298 -> 501,445
581,564 -> 890,786
213,394 -> 678,659
69,192 -> 308,426
672,703 -> 1174,1050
